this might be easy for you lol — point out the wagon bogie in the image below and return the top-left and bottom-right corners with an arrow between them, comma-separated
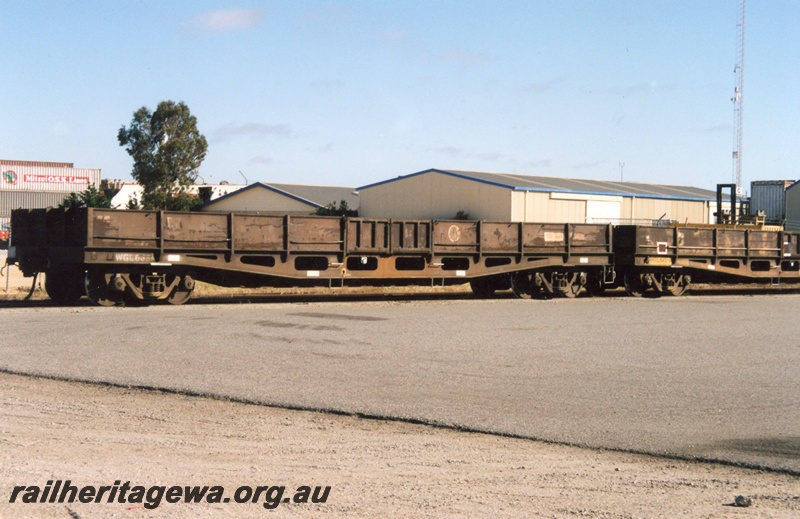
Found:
620,269 -> 690,298
79,268 -> 195,306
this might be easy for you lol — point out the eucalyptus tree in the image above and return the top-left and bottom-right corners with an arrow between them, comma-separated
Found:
118,100 -> 208,210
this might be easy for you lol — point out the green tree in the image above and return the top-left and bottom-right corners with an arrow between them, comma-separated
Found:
117,100 -> 208,211
59,185 -> 112,209
126,195 -> 141,210
314,200 -> 358,217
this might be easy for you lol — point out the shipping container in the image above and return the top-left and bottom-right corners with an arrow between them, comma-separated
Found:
786,181 -> 800,231
750,180 -> 793,224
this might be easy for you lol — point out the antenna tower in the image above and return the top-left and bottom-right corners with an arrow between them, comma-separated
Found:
732,0 -> 746,192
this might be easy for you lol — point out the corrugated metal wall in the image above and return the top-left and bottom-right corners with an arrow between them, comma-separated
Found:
515,192 -> 708,224
750,180 -> 792,223
785,184 -> 800,231
0,191 -> 71,218
1,161 -> 102,233
1,163 -> 101,192
360,172 -> 713,224
517,192 -> 586,223
359,172 -> 513,220
628,198 -> 708,224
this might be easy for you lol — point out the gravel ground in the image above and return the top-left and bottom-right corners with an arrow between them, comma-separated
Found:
2,373 -> 798,518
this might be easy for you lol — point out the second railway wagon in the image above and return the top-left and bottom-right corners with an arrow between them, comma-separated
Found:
9,207 -> 614,305
613,224 -> 800,296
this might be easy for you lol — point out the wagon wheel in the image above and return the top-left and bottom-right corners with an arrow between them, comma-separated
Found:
556,273 -> 582,298
45,269 -> 85,306
585,273 -> 606,297
664,276 -> 688,297
85,271 -> 119,307
510,271 -> 534,299
167,289 -> 193,305
623,272 -> 645,297
513,272 -> 553,299
534,287 -> 553,299
167,275 -> 195,306
469,277 -> 496,298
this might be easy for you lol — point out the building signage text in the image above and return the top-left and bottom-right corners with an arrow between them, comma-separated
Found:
23,174 -> 90,185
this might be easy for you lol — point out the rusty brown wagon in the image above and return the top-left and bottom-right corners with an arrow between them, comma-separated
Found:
8,208 -> 614,306
613,224 -> 800,296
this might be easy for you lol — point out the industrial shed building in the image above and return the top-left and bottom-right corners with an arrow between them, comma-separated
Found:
197,182 -> 359,214
1,160 -> 101,243
105,180 -> 246,209
357,168 -> 717,224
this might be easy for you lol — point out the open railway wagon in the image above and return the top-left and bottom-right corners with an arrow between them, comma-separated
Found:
8,207 -> 614,306
613,224 -> 800,296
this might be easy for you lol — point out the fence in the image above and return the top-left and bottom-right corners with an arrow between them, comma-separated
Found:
1,249 -> 44,300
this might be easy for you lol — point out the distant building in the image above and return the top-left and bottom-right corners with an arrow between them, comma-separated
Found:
1,159 -> 101,243
197,182 -> 359,214
357,168 -> 717,224
104,180 -> 245,209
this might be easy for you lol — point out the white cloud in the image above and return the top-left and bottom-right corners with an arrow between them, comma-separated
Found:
524,159 -> 553,169
248,155 -> 273,165
182,8 -> 264,35
478,152 -> 502,162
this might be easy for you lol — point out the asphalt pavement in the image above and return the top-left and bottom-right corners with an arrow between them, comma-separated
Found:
1,294 -> 798,473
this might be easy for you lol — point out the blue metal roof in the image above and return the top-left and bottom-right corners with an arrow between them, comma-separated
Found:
357,168 -> 718,202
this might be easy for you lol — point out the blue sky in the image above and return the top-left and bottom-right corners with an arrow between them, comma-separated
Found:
2,1 -> 798,193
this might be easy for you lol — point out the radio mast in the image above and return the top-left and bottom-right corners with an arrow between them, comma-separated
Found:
732,0 -> 746,192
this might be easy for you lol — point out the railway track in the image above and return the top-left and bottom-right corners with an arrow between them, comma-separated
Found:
4,282 -> 800,308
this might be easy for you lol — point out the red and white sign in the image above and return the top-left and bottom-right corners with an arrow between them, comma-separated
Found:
23,174 -> 90,185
